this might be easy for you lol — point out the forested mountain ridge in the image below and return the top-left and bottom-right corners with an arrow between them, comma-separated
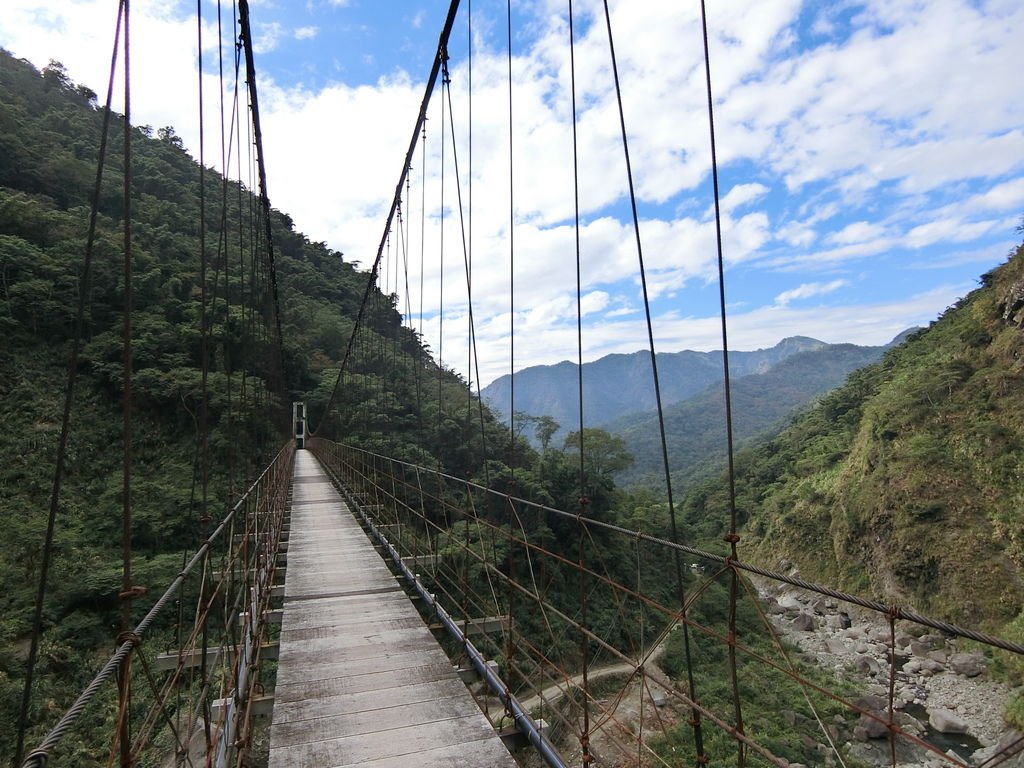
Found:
684,242 -> 1024,633
613,340 -> 895,491
481,335 -> 829,433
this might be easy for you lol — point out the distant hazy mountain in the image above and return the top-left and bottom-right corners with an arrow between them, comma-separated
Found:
481,336 -> 829,435
612,341 -> 896,490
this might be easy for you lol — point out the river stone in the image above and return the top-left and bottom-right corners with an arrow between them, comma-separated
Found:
868,626 -> 891,642
928,707 -> 969,734
858,712 -> 890,739
909,640 -> 931,657
900,622 -> 929,638
897,710 -> 925,736
825,638 -> 848,654
972,731 -> 1024,767
826,612 -> 852,630
855,694 -> 887,710
778,594 -> 804,612
792,612 -> 817,631
766,597 -> 788,615
949,651 -> 985,677
855,655 -> 881,676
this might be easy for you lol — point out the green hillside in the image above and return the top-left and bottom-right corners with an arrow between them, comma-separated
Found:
684,244 -> 1024,631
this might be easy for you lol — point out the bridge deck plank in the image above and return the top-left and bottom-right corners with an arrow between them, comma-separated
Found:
268,450 -> 515,768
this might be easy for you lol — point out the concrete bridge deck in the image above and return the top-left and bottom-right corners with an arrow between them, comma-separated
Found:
268,450 -> 516,767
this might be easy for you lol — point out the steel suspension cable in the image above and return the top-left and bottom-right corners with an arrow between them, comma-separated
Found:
697,0 -> 747,759
598,0 -> 708,759
466,0 -> 473,426
417,121 -> 427,424
441,63 -> 491,485
115,2 -> 135,763
437,54 -> 447,468
215,0 -> 238,502
566,4 -> 592,764
238,0 -> 287,408
194,1 -> 217,753
13,6 -> 126,764
504,0 -> 518,710
311,0 -> 462,436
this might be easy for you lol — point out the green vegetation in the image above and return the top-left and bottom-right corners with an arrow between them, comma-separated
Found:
674,241 -> 1024,728
654,579 -> 861,767
695,247 -> 1024,630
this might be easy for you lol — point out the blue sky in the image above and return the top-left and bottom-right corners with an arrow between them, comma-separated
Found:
3,0 -> 1023,385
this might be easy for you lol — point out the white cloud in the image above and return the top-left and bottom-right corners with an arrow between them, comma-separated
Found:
774,279 -> 849,307
960,178 -> 1024,214
294,26 -> 318,41
910,242 -> 1020,270
254,21 -> 284,54
719,183 -> 770,216
580,291 -> 611,316
0,0 -> 1019,387
905,218 -> 999,249
828,221 -> 887,245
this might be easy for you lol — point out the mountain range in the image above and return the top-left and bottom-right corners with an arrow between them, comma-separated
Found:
612,340 -> 901,490
481,335 -> 831,433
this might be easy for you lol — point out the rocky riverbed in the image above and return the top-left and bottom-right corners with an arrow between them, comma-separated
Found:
761,578 -> 1023,767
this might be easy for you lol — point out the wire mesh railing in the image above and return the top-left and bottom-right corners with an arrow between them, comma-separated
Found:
309,437 -> 1024,768
19,441 -> 294,768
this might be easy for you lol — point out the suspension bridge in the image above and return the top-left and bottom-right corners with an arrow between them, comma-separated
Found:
9,1 -> 1024,767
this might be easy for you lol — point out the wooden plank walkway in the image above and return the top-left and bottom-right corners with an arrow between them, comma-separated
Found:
269,450 -> 517,767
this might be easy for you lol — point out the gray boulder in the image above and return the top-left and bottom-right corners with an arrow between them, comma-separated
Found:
792,612 -> 817,631
857,712 -> 890,739
778,594 -> 804,612
854,655 -> 881,676
825,638 -> 848,654
928,707 -> 969,734
949,651 -> 985,677
826,612 -> 852,630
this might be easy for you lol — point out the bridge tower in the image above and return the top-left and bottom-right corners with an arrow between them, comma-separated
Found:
292,401 -> 307,449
